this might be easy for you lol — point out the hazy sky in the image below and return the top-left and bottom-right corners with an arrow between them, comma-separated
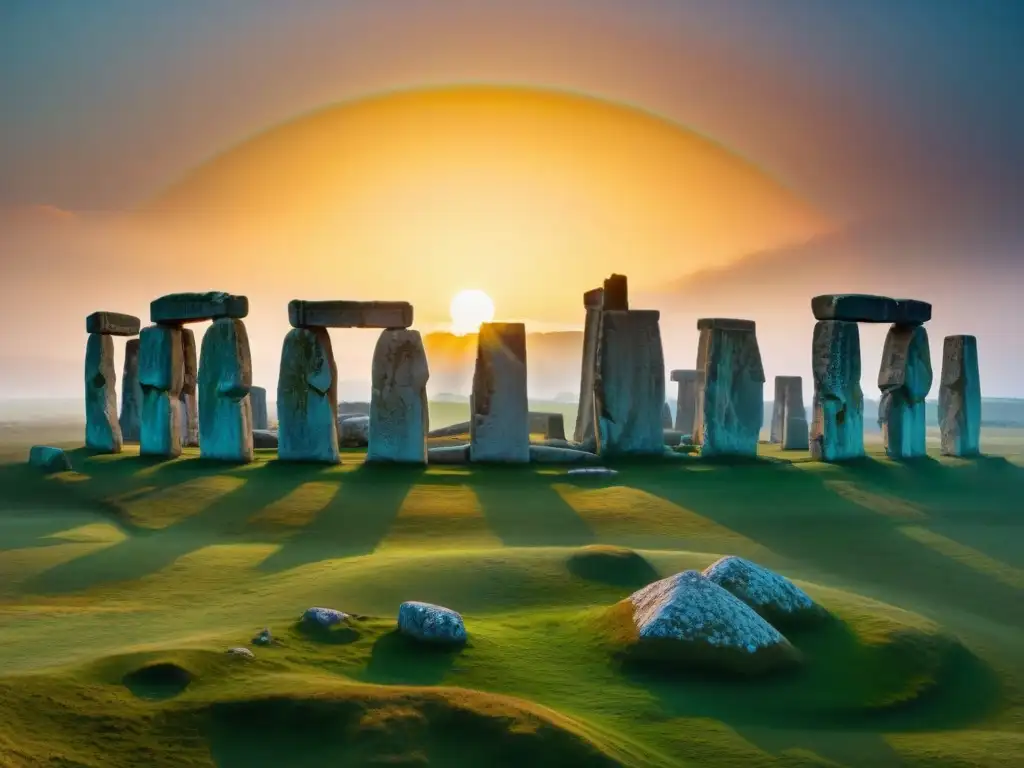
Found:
1,1 -> 1022,398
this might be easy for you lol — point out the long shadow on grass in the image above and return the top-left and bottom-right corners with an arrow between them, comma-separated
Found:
257,464 -> 421,574
23,461 -> 320,594
629,459 -> 1024,630
358,630 -> 462,686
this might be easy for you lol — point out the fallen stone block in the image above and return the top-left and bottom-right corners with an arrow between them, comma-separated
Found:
151,292 -> 249,324
470,323 -> 530,463
119,339 -> 143,442
939,335 -> 982,457
427,444 -> 470,464
810,320 -> 864,462
28,445 -> 72,473
811,294 -> 931,325
427,421 -> 471,438
198,318 -> 254,463
288,299 -> 413,329
252,429 -> 279,449
367,329 -> 429,464
139,324 -> 184,458
567,467 -> 618,477
878,323 -> 932,459
528,445 -> 600,463
695,318 -> 764,458
277,327 -> 339,463
397,601 -> 467,645
338,414 -> 369,447
85,311 -> 141,337
85,333 -> 123,454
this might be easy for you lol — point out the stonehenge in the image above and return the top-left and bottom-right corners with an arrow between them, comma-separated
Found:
670,369 -> 700,434
277,327 -> 339,463
470,322 -> 530,462
810,319 -> 864,462
771,376 -> 809,451
178,328 -> 199,447
367,329 -> 430,463
250,386 -> 269,430
139,323 -> 184,458
694,318 -> 764,458
84,311 -> 139,453
878,323 -> 932,459
939,335 -> 982,457
198,318 -> 254,463
119,339 -> 143,442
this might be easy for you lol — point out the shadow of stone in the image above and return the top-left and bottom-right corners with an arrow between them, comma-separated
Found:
294,621 -> 361,646
472,473 -> 595,547
360,630 -> 462,686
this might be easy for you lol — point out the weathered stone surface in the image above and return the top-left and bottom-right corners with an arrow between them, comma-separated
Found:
810,320 -> 864,462
139,324 -> 184,458
621,570 -> 798,675
86,311 -> 141,337
151,292 -> 249,324
594,310 -> 665,456
85,333 -> 123,453
397,601 -> 467,645
603,274 -> 628,310
427,444 -> 470,464
277,327 -> 339,463
252,429 -> 279,449
338,415 -> 369,447
198,318 -> 254,463
545,413 -> 566,440
289,299 -> 412,329
574,289 -> 603,443
811,294 -> 931,325
939,335 -> 982,457
878,324 -> 932,459
771,376 -> 809,450
301,607 -> 348,627
697,318 -> 756,332
470,323 -> 530,463
694,321 -> 764,458
703,556 -> 823,627
178,328 -> 199,448
661,401 -> 673,429
368,329 -> 430,464
250,386 -> 269,431
670,369 -> 700,434
29,445 -> 72,473
119,339 -> 143,442
528,445 -> 600,463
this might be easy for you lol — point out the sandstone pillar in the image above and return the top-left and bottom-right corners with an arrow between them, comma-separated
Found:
810,320 -> 864,461
671,369 -> 700,435
85,334 -> 122,453
470,322 -> 530,462
277,327 -> 339,463
594,310 -> 665,455
250,386 -> 269,430
198,318 -> 254,463
878,324 -> 932,459
772,376 -> 809,450
939,335 -> 981,457
695,319 -> 764,457
367,329 -> 430,463
119,339 -> 143,442
178,328 -> 199,447
573,287 -> 603,443
139,324 -> 184,458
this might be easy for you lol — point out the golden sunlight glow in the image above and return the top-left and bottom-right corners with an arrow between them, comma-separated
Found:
449,289 -> 495,335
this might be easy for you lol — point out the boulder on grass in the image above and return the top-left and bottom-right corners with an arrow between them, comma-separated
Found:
300,607 -> 349,628
28,446 -> 72,474
397,601 -> 467,645
702,556 -> 824,627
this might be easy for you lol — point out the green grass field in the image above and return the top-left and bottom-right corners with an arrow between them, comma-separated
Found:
1,416 -> 1022,767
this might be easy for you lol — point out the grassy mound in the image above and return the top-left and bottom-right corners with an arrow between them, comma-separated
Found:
566,544 -> 661,588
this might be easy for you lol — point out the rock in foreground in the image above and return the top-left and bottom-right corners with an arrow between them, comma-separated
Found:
702,556 -> 823,626
612,570 -> 799,675
28,446 -> 72,473
301,607 -> 349,628
398,601 -> 467,645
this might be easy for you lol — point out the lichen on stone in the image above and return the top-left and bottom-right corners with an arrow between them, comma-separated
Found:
702,556 -> 821,626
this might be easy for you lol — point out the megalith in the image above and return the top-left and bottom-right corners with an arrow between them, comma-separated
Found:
771,376 -> 809,450
694,319 -> 764,457
250,386 -> 269,430
277,327 -> 339,463
119,339 -> 143,442
810,320 -> 864,462
939,335 -> 981,457
367,329 -> 430,463
84,311 -> 139,454
139,324 -> 184,458
594,310 -> 665,456
661,401 -> 673,429
573,287 -> 604,443
198,318 -> 254,463
878,324 -> 932,459
178,328 -> 199,447
671,369 -> 700,434
470,322 -> 530,463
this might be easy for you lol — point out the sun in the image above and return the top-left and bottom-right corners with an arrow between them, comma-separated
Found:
449,289 -> 495,335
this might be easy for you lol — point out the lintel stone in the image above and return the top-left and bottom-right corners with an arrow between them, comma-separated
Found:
811,294 -> 931,324
697,318 -> 756,332
289,300 -> 413,329
86,311 -> 141,336
151,292 -> 249,324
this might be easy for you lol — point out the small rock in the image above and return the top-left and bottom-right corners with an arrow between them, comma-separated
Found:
703,556 -> 823,626
226,647 -> 254,659
567,467 -> 618,477
252,628 -> 273,646
252,429 -> 279,449
338,415 -> 370,447
300,607 -> 348,627
28,446 -> 72,474
397,601 -> 467,645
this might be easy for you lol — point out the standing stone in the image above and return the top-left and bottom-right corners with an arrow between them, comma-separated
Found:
85,333 -> 123,453
198,318 -> 254,463
695,319 -> 764,458
367,329 -> 430,463
772,376 -> 809,450
178,328 -> 199,447
277,327 -> 339,463
139,324 -> 184,458
661,401 -> 673,429
250,386 -> 269,430
939,335 -> 981,457
671,369 -> 700,435
574,287 -> 604,443
470,323 -> 530,463
594,310 -> 665,456
810,320 -> 864,462
119,339 -> 143,443
546,413 -> 566,441
878,324 -> 933,459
